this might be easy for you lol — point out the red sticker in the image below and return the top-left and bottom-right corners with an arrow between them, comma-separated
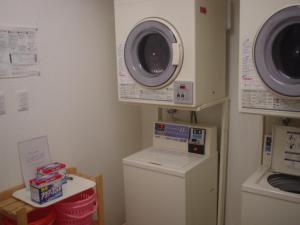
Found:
200,6 -> 207,14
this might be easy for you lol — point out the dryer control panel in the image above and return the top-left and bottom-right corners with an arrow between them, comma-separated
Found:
154,122 -> 215,155
173,81 -> 193,105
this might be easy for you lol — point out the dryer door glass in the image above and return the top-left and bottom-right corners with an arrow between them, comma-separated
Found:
125,20 -> 183,88
254,6 -> 300,97
272,24 -> 300,79
138,33 -> 170,74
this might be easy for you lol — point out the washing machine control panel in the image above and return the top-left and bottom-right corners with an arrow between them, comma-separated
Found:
272,126 -> 300,176
154,122 -> 207,155
154,123 -> 190,141
188,128 -> 206,155
262,135 -> 272,168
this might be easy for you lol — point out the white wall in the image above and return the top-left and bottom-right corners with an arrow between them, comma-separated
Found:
0,1 -> 141,225
225,1 -> 263,225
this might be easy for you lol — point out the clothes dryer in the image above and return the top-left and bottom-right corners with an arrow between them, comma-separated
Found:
114,0 -> 226,108
242,125 -> 300,225
239,0 -> 300,118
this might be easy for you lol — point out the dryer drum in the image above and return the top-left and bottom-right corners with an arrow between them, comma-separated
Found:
124,20 -> 183,88
254,6 -> 300,97
138,33 -> 170,75
267,173 -> 300,194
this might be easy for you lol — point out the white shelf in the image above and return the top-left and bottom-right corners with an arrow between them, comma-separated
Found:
13,175 -> 96,208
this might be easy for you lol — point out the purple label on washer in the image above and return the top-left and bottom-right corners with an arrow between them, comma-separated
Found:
155,123 -> 189,140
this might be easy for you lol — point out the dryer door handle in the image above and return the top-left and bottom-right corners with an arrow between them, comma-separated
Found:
172,43 -> 181,65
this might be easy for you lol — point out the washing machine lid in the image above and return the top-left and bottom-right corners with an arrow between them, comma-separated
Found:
123,147 -> 205,176
243,168 -> 300,203
254,6 -> 300,97
267,173 -> 300,194
271,126 -> 300,176
124,19 -> 183,89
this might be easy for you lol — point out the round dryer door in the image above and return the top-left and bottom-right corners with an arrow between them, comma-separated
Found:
124,18 -> 183,89
254,6 -> 300,97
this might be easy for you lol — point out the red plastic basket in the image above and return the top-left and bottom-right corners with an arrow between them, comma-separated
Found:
55,189 -> 97,225
2,207 -> 56,225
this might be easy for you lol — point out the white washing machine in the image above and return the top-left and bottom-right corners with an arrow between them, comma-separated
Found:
242,125 -> 300,225
239,0 -> 300,118
123,122 -> 218,225
114,0 -> 226,108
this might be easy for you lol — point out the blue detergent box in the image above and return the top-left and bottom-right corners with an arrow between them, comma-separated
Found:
30,173 -> 63,204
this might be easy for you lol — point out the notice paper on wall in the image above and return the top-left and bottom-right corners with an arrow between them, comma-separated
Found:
18,136 -> 51,190
0,27 -> 40,78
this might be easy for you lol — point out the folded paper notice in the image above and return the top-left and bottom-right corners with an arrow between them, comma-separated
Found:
18,136 -> 51,190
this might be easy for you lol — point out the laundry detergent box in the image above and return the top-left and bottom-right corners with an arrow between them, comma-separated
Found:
30,173 -> 63,204
37,162 -> 67,184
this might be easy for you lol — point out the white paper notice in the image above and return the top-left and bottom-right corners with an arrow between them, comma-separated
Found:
18,136 -> 51,189
0,27 -> 39,78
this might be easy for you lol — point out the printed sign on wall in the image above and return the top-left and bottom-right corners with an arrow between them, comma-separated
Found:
0,27 -> 39,78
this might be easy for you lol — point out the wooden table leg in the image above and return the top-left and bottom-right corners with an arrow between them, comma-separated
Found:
96,175 -> 104,225
0,214 -> 4,225
16,208 -> 27,225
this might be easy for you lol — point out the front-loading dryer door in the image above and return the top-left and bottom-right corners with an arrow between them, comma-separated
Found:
124,18 -> 183,89
254,6 -> 300,98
